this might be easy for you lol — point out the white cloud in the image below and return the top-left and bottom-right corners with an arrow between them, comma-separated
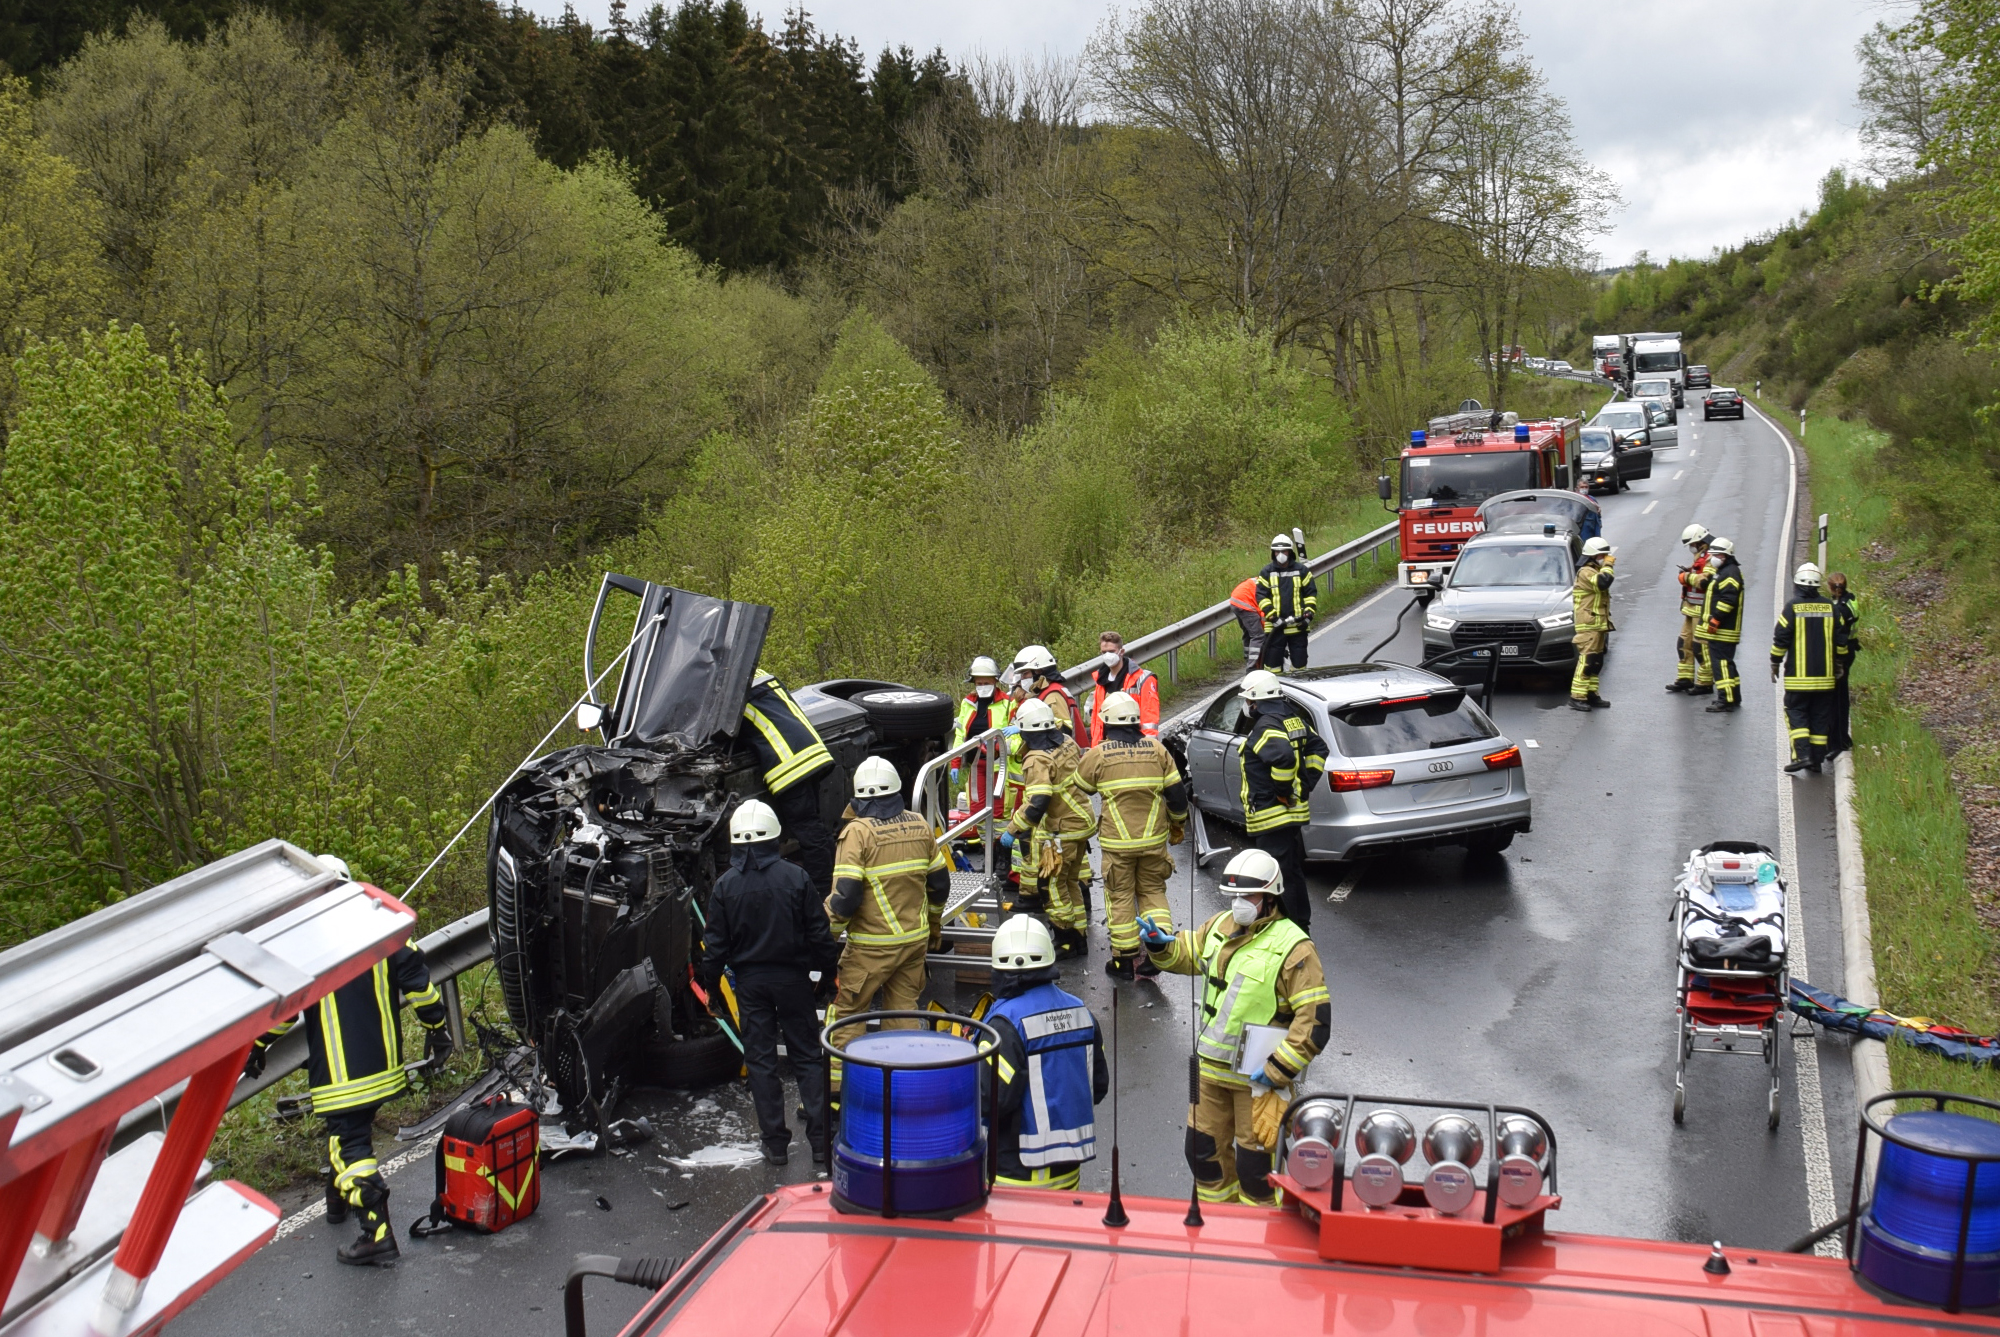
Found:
525,0 -> 1887,261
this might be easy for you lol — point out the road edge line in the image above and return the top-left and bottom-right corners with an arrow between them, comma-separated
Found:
1748,397 -> 1842,1250
273,1137 -> 436,1241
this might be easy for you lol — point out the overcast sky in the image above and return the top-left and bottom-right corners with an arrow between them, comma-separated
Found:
528,0 -> 1890,265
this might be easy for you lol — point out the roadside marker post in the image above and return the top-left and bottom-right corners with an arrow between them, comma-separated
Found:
1818,514 -> 1828,575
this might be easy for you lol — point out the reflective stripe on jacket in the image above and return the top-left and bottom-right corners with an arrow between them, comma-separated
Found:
283,944 -> 446,1114
1678,554 -> 1713,616
1256,562 -> 1319,629
953,692 -> 1014,747
1771,593 -> 1841,690
1572,561 -> 1613,633
743,680 -> 835,794
1076,738 -> 1184,852
1156,911 -> 1327,1088
987,982 -> 1099,1168
829,809 -> 946,946
1240,706 -> 1328,833
1698,560 -> 1745,643
1009,740 -> 1097,841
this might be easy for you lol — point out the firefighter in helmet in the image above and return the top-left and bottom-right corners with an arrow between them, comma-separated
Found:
1569,536 -> 1615,711
1256,533 -> 1319,673
1697,536 -> 1745,712
1004,698 -> 1096,958
950,655 -> 1013,818
246,855 -> 451,1267
1076,690 -> 1187,979
1010,644 -> 1077,737
1771,563 -> 1846,774
1238,669 -> 1328,929
1141,849 -> 1329,1207
743,670 -> 838,895
985,917 -> 1109,1190
1667,523 -> 1715,694
825,757 -> 950,1053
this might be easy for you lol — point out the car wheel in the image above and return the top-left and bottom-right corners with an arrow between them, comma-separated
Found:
1463,829 -> 1515,857
851,686 -> 957,741
639,1030 -> 743,1089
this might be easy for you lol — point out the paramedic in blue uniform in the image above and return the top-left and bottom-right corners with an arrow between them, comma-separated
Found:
244,855 -> 450,1267
984,916 -> 1109,1191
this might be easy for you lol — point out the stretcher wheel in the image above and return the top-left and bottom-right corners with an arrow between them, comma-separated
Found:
1673,1086 -> 1686,1124
1768,1091 -> 1780,1131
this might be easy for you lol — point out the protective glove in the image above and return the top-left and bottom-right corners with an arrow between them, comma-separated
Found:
242,1043 -> 268,1081
1250,1081 -> 1290,1151
998,831 -> 1015,851
1137,919 -> 1175,953
1169,821 -> 1186,846
424,1025 -> 455,1069
1770,662 -> 1781,681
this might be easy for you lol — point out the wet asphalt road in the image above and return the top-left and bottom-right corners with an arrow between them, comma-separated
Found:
187,400 -> 1856,1335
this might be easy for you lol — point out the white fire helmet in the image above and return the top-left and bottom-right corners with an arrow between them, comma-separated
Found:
1794,562 -> 1823,587
1270,533 -> 1297,554
1015,698 -> 1060,732
1680,523 -> 1711,547
1013,644 -> 1058,675
853,755 -> 901,799
968,655 -> 1000,680
991,915 -> 1056,971
1708,536 -> 1735,556
730,800 -> 780,843
1099,691 -> 1142,726
1242,669 -> 1283,701
1582,537 -> 1612,558
1220,848 -> 1283,898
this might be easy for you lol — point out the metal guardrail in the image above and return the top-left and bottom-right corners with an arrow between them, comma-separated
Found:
110,906 -> 494,1152
1058,520 -> 1400,691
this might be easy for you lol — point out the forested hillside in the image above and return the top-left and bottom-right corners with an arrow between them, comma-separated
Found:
0,0 -> 1611,943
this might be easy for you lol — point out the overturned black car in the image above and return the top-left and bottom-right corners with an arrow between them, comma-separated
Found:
486,574 -> 955,1128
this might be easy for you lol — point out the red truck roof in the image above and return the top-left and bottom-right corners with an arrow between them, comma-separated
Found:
620,1184 -> 2000,1336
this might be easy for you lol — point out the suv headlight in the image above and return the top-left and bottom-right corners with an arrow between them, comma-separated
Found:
1538,610 -> 1573,629
1425,611 -> 1457,632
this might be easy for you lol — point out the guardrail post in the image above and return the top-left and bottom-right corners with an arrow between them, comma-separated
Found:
1166,645 -> 1178,685
1206,627 -> 1216,660
442,976 -> 465,1051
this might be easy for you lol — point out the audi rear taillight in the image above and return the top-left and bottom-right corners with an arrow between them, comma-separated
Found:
1483,746 -> 1522,771
1329,769 -> 1396,791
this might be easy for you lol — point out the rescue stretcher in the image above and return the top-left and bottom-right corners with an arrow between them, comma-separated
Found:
1672,840 -> 1789,1129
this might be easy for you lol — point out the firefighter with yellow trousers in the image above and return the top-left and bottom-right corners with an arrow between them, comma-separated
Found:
1003,698 -> 1096,959
1140,849 -> 1328,1207
825,756 -> 951,1066
1569,536 -> 1615,711
1238,669 -> 1328,930
1076,690 -> 1188,980
1697,536 -> 1745,712
1771,563 -> 1847,774
1666,523 -> 1716,694
245,855 -> 450,1267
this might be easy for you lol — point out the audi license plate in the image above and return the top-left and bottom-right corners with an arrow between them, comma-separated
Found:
1500,644 -> 1521,656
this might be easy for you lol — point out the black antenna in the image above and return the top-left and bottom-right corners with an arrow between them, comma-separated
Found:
1103,987 -> 1129,1227
1185,837 -> 1205,1229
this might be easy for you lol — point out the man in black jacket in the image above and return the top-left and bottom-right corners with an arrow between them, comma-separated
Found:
700,799 -> 842,1166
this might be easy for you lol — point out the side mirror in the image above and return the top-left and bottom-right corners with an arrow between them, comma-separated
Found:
1377,475 -> 1393,501
576,701 -> 605,732
1414,571 -> 1442,605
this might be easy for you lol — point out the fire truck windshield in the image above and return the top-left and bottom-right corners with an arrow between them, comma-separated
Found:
1401,452 -> 1537,509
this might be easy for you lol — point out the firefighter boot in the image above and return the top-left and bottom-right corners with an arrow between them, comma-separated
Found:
1587,693 -> 1611,709
1103,955 -> 1135,981
337,1176 -> 399,1267
322,1164 -> 349,1225
1665,679 -> 1690,692
1687,684 -> 1714,697
1052,927 -> 1088,960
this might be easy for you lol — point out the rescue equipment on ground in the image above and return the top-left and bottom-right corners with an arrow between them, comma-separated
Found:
1673,840 -> 1789,1129
410,1095 -> 541,1237
1270,1092 -> 1559,1271
1790,980 -> 2000,1066
1849,1092 -> 2000,1312
820,1009 -> 1001,1219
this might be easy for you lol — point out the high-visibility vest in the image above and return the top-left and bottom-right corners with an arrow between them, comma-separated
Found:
1772,594 -> 1841,690
987,982 -> 1098,1168
953,692 -> 1013,747
1230,577 -> 1261,613
743,680 -> 834,793
1193,914 -> 1310,1078
1678,554 -> 1713,616
1086,662 -> 1160,744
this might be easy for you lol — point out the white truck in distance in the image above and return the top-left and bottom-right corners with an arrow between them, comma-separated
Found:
1627,331 -> 1685,406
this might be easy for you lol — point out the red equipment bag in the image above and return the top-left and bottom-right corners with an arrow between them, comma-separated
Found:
409,1096 -> 540,1238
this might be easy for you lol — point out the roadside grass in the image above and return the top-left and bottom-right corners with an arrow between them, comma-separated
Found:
1769,392 -> 2000,1102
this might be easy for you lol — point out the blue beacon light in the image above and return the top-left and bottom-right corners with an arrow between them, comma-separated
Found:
825,1014 -> 997,1219
1857,1108 -> 2000,1309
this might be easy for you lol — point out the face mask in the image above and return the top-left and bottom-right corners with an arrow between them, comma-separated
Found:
975,684 -> 994,699
1231,896 -> 1261,926
1274,552 -> 1291,565
1101,651 -> 1120,671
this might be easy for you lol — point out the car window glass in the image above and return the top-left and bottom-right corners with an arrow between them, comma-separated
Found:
1596,409 -> 1644,431
1450,542 -> 1571,587
1329,695 -> 1498,757
1200,688 -> 1247,733
1579,429 -> 1615,452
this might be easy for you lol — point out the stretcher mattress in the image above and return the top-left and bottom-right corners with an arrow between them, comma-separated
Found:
1677,852 -> 1786,968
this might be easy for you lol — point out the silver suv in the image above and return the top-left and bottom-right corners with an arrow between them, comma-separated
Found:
1419,530 -> 1580,675
1171,664 -> 1531,859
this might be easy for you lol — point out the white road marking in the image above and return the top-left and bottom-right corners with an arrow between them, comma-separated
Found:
1689,449 -> 1699,457
1672,470 -> 1685,480
275,1137 -> 436,1240
1642,500 -> 1658,514
1752,399 -> 1842,1255
1328,867 -> 1362,903
1523,739 -> 1539,748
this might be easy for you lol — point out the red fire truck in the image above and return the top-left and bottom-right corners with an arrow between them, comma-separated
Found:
1377,409 -> 1581,589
